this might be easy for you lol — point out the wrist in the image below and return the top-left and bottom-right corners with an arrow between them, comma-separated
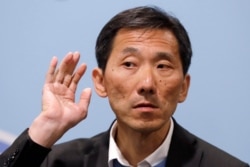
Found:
28,114 -> 66,148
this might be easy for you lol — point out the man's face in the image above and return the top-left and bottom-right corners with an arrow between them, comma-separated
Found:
93,28 -> 190,133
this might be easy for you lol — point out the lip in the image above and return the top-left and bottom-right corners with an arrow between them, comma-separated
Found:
133,102 -> 158,112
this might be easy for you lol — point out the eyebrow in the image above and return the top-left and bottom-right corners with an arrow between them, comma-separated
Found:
122,47 -> 173,61
122,47 -> 138,54
154,52 -> 173,62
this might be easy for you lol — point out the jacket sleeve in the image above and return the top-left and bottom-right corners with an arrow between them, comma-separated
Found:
0,129 -> 51,167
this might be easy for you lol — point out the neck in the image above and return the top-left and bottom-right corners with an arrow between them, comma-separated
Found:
115,120 -> 170,166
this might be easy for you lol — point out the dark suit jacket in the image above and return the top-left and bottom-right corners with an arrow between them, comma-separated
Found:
0,119 -> 249,167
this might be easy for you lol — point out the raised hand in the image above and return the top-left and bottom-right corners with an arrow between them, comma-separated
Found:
29,52 -> 92,147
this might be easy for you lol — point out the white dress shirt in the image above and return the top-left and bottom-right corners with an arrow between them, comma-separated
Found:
108,118 -> 174,167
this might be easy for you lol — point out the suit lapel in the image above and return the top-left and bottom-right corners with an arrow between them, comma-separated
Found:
166,119 -> 203,167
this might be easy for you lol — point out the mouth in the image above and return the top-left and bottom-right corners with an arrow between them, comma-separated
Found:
133,102 -> 158,112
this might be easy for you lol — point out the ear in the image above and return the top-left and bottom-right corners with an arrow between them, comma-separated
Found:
178,74 -> 191,103
92,68 -> 107,97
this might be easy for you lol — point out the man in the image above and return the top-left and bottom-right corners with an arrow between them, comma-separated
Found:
0,6 -> 248,167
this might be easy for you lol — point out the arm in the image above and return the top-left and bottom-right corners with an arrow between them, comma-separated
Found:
0,52 -> 92,166
0,129 -> 51,167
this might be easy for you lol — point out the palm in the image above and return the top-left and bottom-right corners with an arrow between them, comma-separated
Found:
41,52 -> 91,131
42,53 -> 90,129
42,83 -> 81,128
29,52 -> 91,147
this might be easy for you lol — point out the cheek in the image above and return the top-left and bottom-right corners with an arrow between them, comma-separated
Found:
157,79 -> 182,117
158,77 -> 183,101
105,78 -> 132,117
109,84 -> 126,100
104,71 -> 128,100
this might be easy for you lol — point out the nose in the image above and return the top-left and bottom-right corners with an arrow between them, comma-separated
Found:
137,68 -> 156,95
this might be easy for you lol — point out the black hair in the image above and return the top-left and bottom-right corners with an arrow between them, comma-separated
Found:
95,6 -> 192,74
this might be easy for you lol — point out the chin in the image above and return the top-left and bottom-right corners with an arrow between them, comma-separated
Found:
130,119 -> 166,133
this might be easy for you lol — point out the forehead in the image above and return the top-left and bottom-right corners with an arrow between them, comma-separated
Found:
112,28 -> 179,50
110,28 -> 180,58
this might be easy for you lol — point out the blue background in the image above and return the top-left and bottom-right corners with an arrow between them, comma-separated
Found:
0,0 -> 249,163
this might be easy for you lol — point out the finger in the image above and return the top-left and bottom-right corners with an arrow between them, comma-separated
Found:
62,52 -> 81,87
55,52 -> 80,84
45,56 -> 58,83
61,74 -> 72,87
55,52 -> 74,84
69,63 -> 87,92
78,88 -> 92,119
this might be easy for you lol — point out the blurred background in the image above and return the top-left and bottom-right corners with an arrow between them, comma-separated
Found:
0,0 -> 249,163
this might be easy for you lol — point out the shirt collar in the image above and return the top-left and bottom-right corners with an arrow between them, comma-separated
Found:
108,118 -> 174,167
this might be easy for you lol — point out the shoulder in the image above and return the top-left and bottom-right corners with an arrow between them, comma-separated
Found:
170,119 -> 249,167
51,131 -> 109,154
40,132 -> 109,166
194,135 -> 248,166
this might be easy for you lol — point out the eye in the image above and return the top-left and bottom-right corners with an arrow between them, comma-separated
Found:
123,62 -> 135,68
157,64 -> 170,69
